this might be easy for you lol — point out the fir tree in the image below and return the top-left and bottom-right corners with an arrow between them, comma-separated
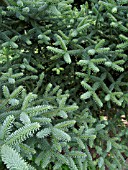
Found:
0,0 -> 128,169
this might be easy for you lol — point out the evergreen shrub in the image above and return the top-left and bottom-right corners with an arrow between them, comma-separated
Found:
0,0 -> 128,169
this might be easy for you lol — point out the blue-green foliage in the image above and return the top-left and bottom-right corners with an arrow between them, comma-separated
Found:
0,0 -> 128,169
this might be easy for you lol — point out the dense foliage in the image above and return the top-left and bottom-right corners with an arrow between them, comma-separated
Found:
0,0 -> 128,169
